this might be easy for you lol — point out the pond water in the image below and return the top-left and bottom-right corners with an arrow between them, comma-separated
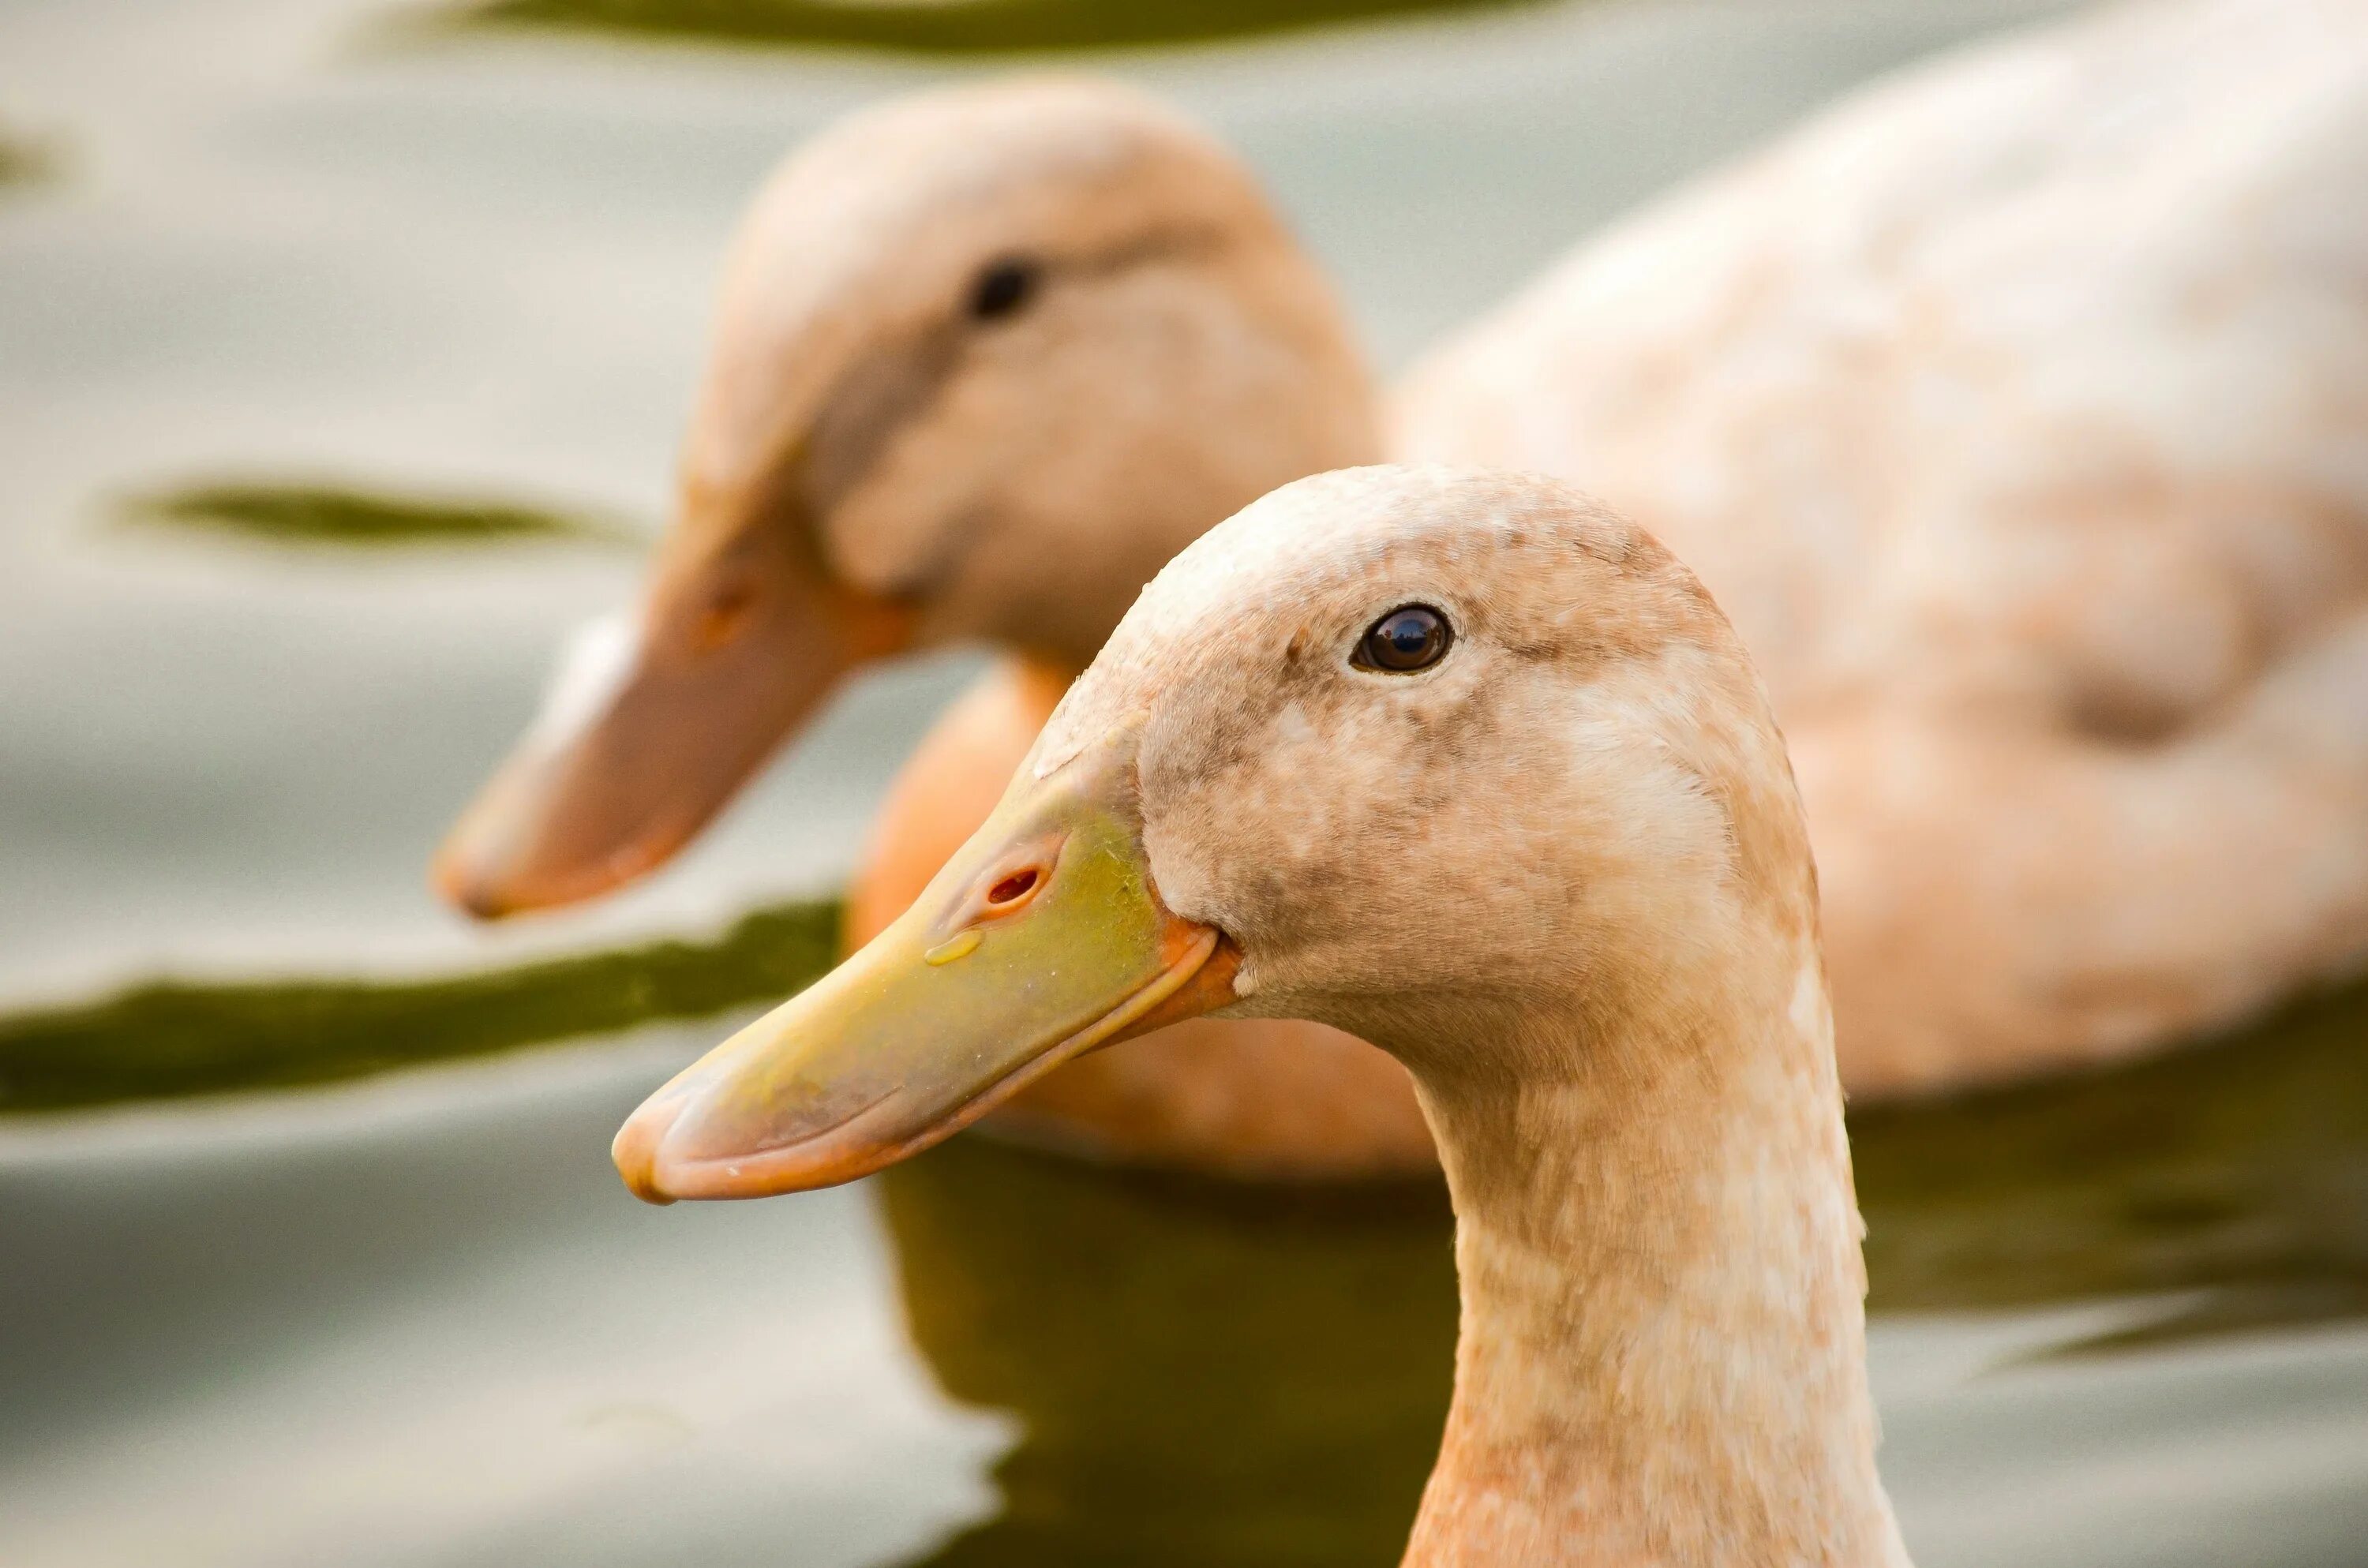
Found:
3,0 -> 2365,1563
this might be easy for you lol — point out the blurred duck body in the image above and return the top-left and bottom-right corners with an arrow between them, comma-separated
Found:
1399,0 -> 2368,1097
439,0 -> 2368,1176
612,467 -> 1914,1567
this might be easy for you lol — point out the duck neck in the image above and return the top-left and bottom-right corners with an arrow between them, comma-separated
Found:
1395,956 -> 1904,1568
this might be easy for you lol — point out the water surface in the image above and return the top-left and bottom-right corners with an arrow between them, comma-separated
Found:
5,0 -> 2363,1563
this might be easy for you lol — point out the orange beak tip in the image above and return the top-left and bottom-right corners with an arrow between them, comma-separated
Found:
429,852 -> 509,922
612,1105 -> 680,1206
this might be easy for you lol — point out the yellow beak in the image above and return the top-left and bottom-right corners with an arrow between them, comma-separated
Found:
613,730 -> 1240,1202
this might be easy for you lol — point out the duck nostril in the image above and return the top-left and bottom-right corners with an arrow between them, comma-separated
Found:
987,869 -> 1040,905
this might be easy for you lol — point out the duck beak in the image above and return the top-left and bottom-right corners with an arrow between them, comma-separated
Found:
432,492 -> 914,919
613,732 -> 1240,1203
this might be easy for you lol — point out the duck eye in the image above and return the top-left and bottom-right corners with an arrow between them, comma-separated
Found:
968,256 -> 1040,322
1354,604 -> 1452,673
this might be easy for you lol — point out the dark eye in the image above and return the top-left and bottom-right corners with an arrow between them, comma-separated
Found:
1354,604 -> 1452,673
968,256 -> 1040,321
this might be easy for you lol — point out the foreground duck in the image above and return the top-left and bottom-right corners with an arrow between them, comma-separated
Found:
444,0 -> 2368,1172
615,466 -> 1912,1565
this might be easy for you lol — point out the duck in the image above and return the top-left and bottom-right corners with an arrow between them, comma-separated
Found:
612,466 -> 1913,1566
440,0 -> 2368,1173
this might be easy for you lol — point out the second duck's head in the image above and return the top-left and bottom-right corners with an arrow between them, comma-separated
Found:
435,80 -> 1375,918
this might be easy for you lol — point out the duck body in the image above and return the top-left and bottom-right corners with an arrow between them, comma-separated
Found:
615,466 -> 1911,1565
444,0 -> 2368,1177
1401,0 -> 2368,1089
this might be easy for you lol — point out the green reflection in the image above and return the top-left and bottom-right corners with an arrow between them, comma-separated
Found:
452,0 -> 1541,57
1853,976 -> 2368,1346
0,900 -> 837,1111
0,126 -> 58,188
880,1136 -> 1456,1567
117,479 -> 638,550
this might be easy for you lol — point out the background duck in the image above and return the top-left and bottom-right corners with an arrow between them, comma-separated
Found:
440,0 -> 2368,1173
435,77 -> 1437,1177
615,466 -> 1913,1566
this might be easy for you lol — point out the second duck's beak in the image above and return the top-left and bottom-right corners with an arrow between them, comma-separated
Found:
432,496 -> 914,919
613,732 -> 1240,1203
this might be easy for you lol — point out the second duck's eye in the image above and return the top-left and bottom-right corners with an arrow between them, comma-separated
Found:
968,256 -> 1040,322
1354,604 -> 1452,673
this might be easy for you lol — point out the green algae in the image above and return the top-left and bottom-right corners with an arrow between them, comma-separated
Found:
451,0 -> 1541,57
0,900 -> 837,1112
117,479 -> 639,550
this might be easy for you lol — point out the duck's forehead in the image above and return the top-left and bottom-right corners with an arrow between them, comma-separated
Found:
1142,465 -> 1647,630
747,81 -> 1220,293
1032,466 -> 1650,776
803,88 -> 1145,213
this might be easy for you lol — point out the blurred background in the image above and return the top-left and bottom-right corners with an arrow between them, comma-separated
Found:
2,1 -> 2364,1565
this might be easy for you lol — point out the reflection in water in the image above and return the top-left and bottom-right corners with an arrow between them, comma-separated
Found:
0,900 -> 837,1111
0,127 -> 54,188
452,0 -> 1540,57
864,979 -> 2368,1561
879,1136 -> 1456,1567
1853,975 -> 2368,1345
116,477 -> 639,550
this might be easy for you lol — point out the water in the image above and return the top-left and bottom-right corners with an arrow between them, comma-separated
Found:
8,1031 -> 2366,1567
4,0 -> 2365,1562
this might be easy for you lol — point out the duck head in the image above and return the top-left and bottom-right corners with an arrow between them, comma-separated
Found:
435,80 -> 1377,918
615,464 -> 1812,1201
